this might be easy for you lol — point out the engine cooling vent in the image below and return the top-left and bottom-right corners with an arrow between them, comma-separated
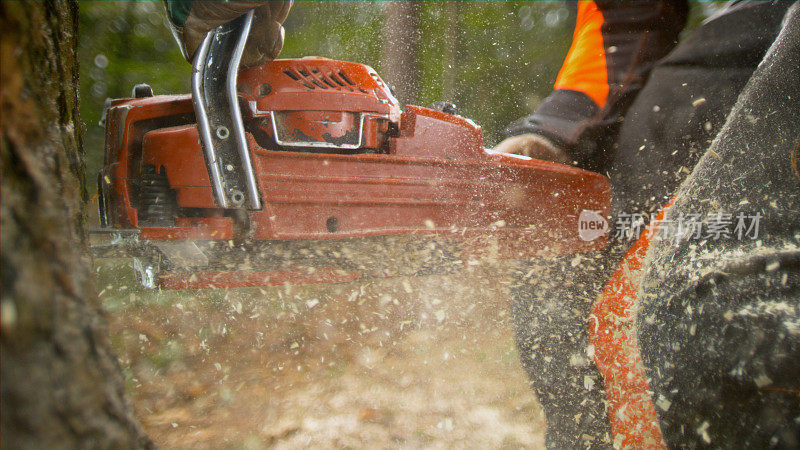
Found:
282,66 -> 367,93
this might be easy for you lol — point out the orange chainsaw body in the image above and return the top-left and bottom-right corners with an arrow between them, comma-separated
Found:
98,57 -> 609,288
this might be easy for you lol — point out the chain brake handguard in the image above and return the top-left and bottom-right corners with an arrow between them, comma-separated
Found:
191,10 -> 261,210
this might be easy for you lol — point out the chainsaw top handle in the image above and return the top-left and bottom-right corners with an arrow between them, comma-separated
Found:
191,10 -> 261,210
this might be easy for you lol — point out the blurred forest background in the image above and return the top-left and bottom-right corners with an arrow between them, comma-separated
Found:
78,1 -> 720,184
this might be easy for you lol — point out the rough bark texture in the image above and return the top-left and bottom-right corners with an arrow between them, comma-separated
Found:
381,1 -> 420,106
0,1 -> 152,448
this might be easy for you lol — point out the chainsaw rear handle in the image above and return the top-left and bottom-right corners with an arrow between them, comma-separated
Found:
191,9 -> 261,210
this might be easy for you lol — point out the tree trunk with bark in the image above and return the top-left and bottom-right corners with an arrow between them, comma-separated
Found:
0,1 -> 151,448
382,1 -> 420,106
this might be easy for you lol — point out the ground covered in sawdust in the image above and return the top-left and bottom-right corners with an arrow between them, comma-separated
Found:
98,262 -> 546,449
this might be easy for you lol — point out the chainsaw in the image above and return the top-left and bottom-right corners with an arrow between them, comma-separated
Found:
92,11 -> 609,289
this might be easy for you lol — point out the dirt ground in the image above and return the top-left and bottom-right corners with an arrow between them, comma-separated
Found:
99,262 -> 546,449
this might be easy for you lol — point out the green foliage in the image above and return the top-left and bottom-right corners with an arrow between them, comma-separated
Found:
79,1 -> 188,177
415,1 -> 573,145
280,1 -> 385,66
685,1 -> 728,36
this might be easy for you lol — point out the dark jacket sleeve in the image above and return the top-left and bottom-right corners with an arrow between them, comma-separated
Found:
506,0 -> 688,168
164,0 -> 193,27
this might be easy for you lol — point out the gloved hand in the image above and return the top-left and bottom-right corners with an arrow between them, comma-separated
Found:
493,133 -> 572,165
165,0 -> 293,67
